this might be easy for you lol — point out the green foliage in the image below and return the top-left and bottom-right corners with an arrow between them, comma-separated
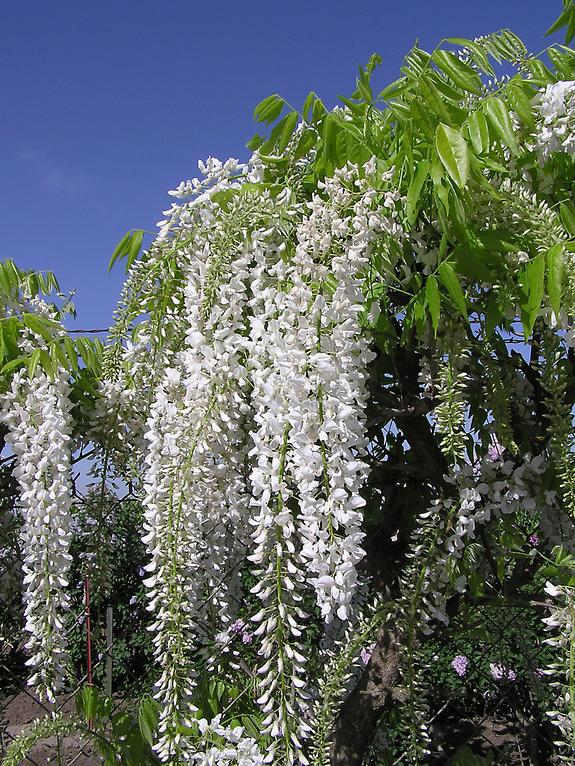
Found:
547,1 -> 575,45
108,229 -> 145,273
67,498 -> 154,694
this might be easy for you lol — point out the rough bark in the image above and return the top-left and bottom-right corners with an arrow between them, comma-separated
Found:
330,626 -> 402,766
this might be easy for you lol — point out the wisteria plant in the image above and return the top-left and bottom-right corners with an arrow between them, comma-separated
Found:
3,2 -> 575,764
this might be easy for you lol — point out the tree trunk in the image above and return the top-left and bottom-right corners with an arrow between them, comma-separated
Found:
330,626 -> 402,766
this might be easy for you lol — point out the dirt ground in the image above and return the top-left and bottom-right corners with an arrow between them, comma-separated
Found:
1,691 -> 100,766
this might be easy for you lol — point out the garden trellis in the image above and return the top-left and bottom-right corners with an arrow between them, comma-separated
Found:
3,3 -> 575,764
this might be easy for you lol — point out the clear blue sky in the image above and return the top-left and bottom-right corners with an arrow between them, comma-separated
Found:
0,0 -> 562,331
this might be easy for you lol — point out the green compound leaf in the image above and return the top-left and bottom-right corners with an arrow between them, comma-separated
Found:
467,111 -> 490,154
519,252 -> 545,339
426,274 -> 441,336
435,123 -> 470,188
438,261 -> 468,319
432,49 -> 482,94
483,97 -> 519,155
547,242 -> 564,316
253,93 -> 285,124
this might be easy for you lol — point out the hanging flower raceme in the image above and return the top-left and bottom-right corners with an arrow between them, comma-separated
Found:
403,450 -> 554,634
1,369 -> 73,703
542,581 -> 575,759
88,376 -> 148,481
292,164 -> 402,623
246,225 -> 313,762
141,158 -> 270,762
246,161 -> 402,760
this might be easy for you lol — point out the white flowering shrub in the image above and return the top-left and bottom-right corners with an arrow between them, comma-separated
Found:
4,4 -> 575,765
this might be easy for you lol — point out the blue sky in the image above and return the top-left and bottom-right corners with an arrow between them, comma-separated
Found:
0,0 -> 561,330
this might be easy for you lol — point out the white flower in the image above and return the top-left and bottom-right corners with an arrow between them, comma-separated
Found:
533,80 -> 575,159
1,369 -> 73,703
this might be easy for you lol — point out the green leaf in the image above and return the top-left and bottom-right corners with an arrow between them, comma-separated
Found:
467,111 -> 490,154
546,243 -> 564,315
339,95 -> 365,116
519,253 -> 545,338
483,97 -> 519,155
410,99 -> 436,140
312,96 -> 327,122
278,110 -> 299,153
419,75 -> 452,122
355,66 -> 374,103
378,75 -> 408,101
27,348 -> 42,378
246,133 -> 265,151
435,123 -> 470,188
445,38 -> 494,74
76,686 -> 99,723
438,261 -> 467,318
560,201 -> 575,236
108,231 -> 132,272
322,115 -> 339,166
253,94 -> 285,124
22,313 -> 59,343
405,160 -> 430,226
525,58 -> 557,85
506,82 -> 536,129
432,49 -> 482,94
138,696 -> 160,747
426,274 -> 440,335
0,355 -> 28,376
302,91 -> 317,122
485,295 -> 502,337
546,2 -> 575,44
126,230 -> 144,271
64,337 -> 79,372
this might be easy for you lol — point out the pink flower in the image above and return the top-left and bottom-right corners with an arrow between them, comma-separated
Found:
230,619 -> 246,635
451,655 -> 469,677
487,441 -> 505,462
529,533 -> 540,546
360,646 -> 374,666
490,662 -> 516,681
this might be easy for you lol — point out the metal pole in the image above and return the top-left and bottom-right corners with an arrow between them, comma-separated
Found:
105,606 -> 113,698
84,577 -> 93,729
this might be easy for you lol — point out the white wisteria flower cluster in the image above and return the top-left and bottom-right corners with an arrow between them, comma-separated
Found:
542,581 -> 575,759
533,80 -> 575,159
1,369 -> 73,703
141,160 -> 279,762
188,716 -> 266,766
130,154 -> 404,763
405,451 -> 557,633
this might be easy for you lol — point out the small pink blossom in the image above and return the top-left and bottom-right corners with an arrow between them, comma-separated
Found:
490,662 -> 516,681
451,655 -> 469,677
529,533 -> 540,546
487,441 -> 505,462
230,619 -> 246,635
360,645 -> 374,666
